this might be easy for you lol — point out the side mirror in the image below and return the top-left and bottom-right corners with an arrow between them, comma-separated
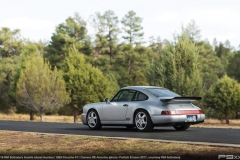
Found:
104,98 -> 109,103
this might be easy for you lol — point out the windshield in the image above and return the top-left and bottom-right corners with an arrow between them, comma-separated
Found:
144,88 -> 180,97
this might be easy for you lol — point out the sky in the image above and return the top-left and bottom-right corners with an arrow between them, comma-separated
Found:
1,0 -> 240,49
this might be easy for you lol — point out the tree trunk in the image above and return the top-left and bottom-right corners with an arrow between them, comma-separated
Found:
128,58 -> 132,84
73,107 -> 78,123
225,113 -> 229,124
128,58 -> 132,77
30,112 -> 34,121
110,46 -> 112,65
40,113 -> 44,122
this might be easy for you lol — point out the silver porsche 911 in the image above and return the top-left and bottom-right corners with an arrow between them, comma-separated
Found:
80,86 -> 205,132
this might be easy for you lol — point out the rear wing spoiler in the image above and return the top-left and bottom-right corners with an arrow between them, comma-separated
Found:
160,97 -> 202,104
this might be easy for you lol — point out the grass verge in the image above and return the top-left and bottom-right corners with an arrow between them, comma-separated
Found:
0,113 -> 79,123
0,131 -> 239,160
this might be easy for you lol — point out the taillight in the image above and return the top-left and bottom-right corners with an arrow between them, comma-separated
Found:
161,111 -> 176,115
198,110 -> 203,114
161,110 -> 202,115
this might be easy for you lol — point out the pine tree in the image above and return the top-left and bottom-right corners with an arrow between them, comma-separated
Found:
10,43 -> 46,119
147,32 -> 202,96
121,11 -> 144,46
90,10 -> 120,65
62,47 -> 110,122
16,55 -> 69,121
215,42 -> 234,77
0,27 -> 24,58
227,51 -> 240,82
204,75 -> 240,123
181,20 -> 201,42
196,41 -> 221,89
45,13 -> 92,68
116,43 -> 151,86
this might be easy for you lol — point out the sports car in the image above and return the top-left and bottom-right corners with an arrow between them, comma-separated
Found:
80,86 -> 205,132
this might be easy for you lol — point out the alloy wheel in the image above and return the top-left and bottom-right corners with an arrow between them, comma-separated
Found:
87,111 -> 97,128
135,111 -> 147,130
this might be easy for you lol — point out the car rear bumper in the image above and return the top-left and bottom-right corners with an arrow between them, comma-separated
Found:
150,114 -> 205,126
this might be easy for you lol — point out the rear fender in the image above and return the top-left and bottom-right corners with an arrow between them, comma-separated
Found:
131,105 -> 160,124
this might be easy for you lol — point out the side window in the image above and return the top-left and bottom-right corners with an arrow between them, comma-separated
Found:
111,90 -> 122,102
111,90 -> 137,102
133,92 -> 148,101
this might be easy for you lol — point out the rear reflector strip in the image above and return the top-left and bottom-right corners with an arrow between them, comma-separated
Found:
80,115 -> 84,119
161,110 -> 202,115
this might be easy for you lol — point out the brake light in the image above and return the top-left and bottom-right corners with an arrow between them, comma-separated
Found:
161,111 -> 175,115
161,110 -> 202,115
197,110 -> 203,114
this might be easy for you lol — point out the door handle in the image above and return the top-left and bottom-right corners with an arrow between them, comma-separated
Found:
123,104 -> 128,107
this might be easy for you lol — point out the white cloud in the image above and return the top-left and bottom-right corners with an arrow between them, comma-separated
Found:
192,8 -> 240,27
153,12 -> 179,23
146,7 -> 240,47
0,0 -> 239,47
2,17 -> 55,30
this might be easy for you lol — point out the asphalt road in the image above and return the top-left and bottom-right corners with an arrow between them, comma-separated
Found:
0,120 -> 239,145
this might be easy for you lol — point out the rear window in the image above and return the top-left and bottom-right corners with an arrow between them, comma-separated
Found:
144,88 -> 180,97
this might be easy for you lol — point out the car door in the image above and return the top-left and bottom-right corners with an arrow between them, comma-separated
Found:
102,89 -> 136,121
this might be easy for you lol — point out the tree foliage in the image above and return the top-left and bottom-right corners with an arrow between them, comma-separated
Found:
62,47 -> 110,122
204,75 -> 240,123
181,20 -> 201,42
227,51 -> 240,82
103,10 -> 120,62
90,10 -> 120,69
16,55 -> 69,121
196,41 -> 221,89
121,11 -> 144,45
147,33 -> 202,96
148,36 -> 164,54
90,12 -> 109,57
1,11 -> 240,121
45,13 -> 91,68
215,42 -> 234,77
10,43 -> 46,119
105,73 -> 120,98
0,27 -> 24,58
114,43 -> 152,87
0,55 -> 21,113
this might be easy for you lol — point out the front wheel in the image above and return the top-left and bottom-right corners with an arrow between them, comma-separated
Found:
87,110 -> 102,130
134,110 -> 153,132
173,124 -> 190,131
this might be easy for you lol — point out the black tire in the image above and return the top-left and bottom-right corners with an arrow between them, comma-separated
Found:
173,124 -> 190,131
134,110 -> 153,132
87,110 -> 102,130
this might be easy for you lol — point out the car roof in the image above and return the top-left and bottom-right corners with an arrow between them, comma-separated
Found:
121,86 -> 167,91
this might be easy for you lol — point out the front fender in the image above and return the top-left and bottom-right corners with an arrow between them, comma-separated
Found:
80,102 -> 104,125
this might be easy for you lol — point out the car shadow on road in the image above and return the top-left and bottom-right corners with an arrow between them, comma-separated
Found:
61,127 -> 184,133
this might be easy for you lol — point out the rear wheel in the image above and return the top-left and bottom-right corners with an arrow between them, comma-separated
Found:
173,124 -> 190,131
134,110 -> 153,132
87,110 -> 102,130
